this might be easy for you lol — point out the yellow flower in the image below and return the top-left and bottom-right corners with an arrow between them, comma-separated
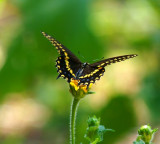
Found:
69,78 -> 93,99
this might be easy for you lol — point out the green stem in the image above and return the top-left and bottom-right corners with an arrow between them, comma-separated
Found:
70,98 -> 80,144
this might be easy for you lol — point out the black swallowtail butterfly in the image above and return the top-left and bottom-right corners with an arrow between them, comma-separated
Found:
42,32 -> 138,88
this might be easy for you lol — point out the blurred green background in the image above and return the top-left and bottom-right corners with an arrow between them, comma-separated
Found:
0,0 -> 160,143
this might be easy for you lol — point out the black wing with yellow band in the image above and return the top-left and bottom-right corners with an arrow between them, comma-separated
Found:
79,65 -> 105,86
78,54 -> 138,86
42,32 -> 82,81
90,54 -> 137,67
42,32 -> 138,87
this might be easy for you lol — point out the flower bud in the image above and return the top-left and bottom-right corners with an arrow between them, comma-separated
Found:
137,125 -> 158,143
88,116 -> 100,128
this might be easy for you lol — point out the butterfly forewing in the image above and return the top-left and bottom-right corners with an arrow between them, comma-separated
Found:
79,54 -> 138,86
42,32 -> 82,62
42,32 -> 82,81
90,54 -> 137,67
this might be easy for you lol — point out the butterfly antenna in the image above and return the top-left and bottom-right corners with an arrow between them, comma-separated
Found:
78,51 -> 86,61
92,57 -> 104,62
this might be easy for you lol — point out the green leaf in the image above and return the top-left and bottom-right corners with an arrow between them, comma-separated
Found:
133,140 -> 145,144
84,116 -> 114,144
87,91 -> 96,95
152,128 -> 158,134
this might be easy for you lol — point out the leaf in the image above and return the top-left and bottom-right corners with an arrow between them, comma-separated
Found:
84,116 -> 114,144
133,140 -> 145,144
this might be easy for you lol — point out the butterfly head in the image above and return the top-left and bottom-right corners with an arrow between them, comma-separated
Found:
82,62 -> 89,68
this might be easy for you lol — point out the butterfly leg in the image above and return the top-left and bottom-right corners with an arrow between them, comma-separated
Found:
87,83 -> 90,90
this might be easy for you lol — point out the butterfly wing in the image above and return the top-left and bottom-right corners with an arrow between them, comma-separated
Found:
42,32 -> 82,81
79,64 -> 105,85
56,56 -> 81,82
79,54 -> 138,86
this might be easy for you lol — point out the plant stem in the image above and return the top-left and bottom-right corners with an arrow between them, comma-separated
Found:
70,98 -> 80,144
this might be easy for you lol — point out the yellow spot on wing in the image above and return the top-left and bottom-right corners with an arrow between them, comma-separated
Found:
64,52 -> 69,59
46,36 -> 50,39
64,59 -> 76,77
65,60 -> 69,68
92,69 -> 99,75
70,69 -> 73,74
96,77 -> 99,80
101,63 -> 105,66
81,74 -> 91,78
98,67 -> 102,70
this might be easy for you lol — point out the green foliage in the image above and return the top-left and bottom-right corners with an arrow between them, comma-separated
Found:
100,95 -> 137,144
133,140 -> 145,144
140,72 -> 160,121
87,91 -> 95,95
84,116 -> 114,144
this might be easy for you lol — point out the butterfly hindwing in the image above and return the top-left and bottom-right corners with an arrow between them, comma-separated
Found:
79,65 -> 105,86
56,56 -> 73,82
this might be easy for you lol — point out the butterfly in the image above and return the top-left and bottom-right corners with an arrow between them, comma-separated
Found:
42,32 -> 138,88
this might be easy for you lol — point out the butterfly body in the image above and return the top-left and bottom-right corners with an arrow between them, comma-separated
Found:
75,62 -> 89,79
42,32 -> 138,88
